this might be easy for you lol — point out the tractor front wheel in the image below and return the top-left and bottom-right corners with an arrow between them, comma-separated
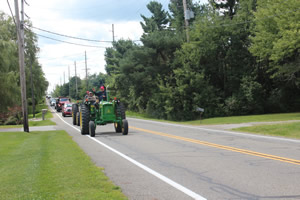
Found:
122,119 -> 128,135
80,104 -> 90,135
89,121 -> 95,137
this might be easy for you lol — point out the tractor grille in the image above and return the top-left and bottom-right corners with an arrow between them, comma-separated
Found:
103,105 -> 113,115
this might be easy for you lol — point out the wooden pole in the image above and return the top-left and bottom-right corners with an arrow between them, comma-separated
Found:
14,0 -> 29,132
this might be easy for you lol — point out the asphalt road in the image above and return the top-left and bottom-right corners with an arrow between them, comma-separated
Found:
49,106 -> 300,200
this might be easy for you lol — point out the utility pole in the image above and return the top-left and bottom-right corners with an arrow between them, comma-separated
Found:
63,71 -> 65,84
14,0 -> 29,132
112,24 -> 115,42
85,51 -> 88,90
74,61 -> 78,99
182,0 -> 190,42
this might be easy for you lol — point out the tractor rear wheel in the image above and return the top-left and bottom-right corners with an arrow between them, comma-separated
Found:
122,119 -> 128,135
72,104 -> 78,125
116,102 -> 126,120
89,121 -> 95,137
114,122 -> 122,133
76,112 -> 80,126
80,104 -> 90,135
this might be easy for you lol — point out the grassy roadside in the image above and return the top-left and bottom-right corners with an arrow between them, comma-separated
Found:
233,122 -> 300,139
0,120 -> 56,129
0,104 -> 55,129
29,104 -> 53,119
0,130 -> 127,200
127,111 -> 300,139
127,111 -> 300,125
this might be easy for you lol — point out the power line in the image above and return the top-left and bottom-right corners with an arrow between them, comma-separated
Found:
35,33 -> 110,48
27,25 -> 141,43
29,25 -> 113,43
6,0 -> 18,32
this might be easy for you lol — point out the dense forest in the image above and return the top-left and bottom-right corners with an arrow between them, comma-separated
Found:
0,12 -> 48,122
55,0 -> 299,121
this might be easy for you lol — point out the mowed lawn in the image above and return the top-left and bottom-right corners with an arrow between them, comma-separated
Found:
127,111 -> 300,125
0,131 -> 127,200
233,122 -> 300,139
127,111 -> 300,139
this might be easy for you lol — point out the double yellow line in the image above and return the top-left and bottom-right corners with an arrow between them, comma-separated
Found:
130,126 -> 300,166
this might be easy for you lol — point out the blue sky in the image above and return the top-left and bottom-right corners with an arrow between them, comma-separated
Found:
1,0 -> 208,93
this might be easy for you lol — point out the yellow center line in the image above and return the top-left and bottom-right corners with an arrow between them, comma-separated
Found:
130,126 -> 300,166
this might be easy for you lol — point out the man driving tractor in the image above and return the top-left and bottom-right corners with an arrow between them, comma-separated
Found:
92,85 -> 106,101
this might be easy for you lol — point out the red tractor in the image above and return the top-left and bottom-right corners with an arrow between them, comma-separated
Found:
55,97 -> 70,112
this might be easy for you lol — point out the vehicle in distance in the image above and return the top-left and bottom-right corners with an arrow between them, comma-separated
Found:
50,98 -> 56,106
56,97 -> 70,112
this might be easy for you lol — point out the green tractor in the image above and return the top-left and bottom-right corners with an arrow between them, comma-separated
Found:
72,87 -> 128,137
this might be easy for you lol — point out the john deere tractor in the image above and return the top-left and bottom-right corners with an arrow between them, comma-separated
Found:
72,87 -> 128,137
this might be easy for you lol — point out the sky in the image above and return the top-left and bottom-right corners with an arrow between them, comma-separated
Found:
1,0 -> 207,94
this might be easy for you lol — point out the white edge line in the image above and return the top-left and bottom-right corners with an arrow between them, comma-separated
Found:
50,106 -> 207,200
128,118 -> 300,143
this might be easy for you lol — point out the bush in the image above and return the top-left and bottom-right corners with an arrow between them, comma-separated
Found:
4,116 -> 18,125
0,106 -> 22,125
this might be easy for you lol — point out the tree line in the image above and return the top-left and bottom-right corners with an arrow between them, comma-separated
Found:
0,12 -> 48,118
54,0 -> 300,121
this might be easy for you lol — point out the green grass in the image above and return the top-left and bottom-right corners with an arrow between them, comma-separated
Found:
0,104 -> 55,128
127,111 -> 300,125
29,119 -> 56,126
0,120 -> 56,129
0,131 -> 127,200
233,122 -> 300,139
28,104 -> 53,119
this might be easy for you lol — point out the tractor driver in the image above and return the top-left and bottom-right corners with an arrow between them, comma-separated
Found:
92,85 -> 106,101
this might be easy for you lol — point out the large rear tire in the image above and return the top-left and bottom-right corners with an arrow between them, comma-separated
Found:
76,112 -> 80,126
89,121 -> 95,137
122,119 -> 128,135
80,104 -> 90,135
72,104 -> 78,125
116,102 -> 126,120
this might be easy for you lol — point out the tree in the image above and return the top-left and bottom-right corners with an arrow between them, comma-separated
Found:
209,0 -> 240,19
250,0 -> 300,86
140,1 -> 169,33
0,12 -> 48,113
0,12 -> 20,112
105,40 -> 136,75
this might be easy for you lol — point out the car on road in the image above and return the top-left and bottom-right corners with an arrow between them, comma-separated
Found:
62,103 -> 72,117
50,98 -> 56,106
56,97 -> 70,112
